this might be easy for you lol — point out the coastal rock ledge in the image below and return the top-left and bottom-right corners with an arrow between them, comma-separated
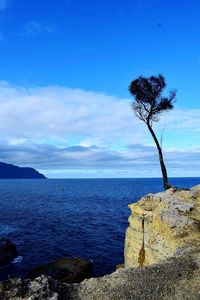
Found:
124,185 -> 200,268
1,185 -> 200,300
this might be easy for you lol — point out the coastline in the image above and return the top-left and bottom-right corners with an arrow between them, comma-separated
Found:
1,184 -> 200,299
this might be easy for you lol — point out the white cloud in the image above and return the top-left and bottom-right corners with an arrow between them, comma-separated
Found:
0,81 -> 199,177
0,139 -> 200,178
0,82 -> 146,146
163,109 -> 200,133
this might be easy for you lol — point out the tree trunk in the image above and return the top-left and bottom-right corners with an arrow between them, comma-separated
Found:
147,123 -> 170,190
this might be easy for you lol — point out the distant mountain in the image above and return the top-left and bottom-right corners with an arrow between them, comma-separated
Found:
0,162 -> 46,179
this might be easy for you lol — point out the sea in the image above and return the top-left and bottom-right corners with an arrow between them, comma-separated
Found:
0,177 -> 199,280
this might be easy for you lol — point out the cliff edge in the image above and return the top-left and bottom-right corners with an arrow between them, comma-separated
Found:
1,185 -> 200,299
124,185 -> 200,268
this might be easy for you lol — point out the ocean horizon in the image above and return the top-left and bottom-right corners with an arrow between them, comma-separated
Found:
0,177 -> 200,280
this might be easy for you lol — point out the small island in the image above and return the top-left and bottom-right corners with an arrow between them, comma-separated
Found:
0,162 -> 46,179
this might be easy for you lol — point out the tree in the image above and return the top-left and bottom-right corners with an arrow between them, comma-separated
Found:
128,74 -> 176,190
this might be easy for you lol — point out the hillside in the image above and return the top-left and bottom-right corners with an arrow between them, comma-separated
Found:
0,162 -> 46,179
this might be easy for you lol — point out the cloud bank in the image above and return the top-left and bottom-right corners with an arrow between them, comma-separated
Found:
0,81 -> 199,178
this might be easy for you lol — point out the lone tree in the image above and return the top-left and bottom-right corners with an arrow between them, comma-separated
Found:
129,74 -> 176,190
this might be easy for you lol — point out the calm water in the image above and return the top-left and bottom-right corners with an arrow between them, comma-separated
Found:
0,177 -> 199,280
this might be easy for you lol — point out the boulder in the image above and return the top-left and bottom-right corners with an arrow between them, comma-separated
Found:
1,254 -> 200,300
0,239 -> 18,266
28,257 -> 93,283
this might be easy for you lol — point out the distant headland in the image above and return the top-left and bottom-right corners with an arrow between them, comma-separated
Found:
0,162 -> 46,179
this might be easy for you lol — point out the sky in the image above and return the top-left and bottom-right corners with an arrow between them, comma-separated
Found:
0,0 -> 200,178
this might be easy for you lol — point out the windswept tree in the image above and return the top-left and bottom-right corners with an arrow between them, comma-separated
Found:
129,75 -> 176,190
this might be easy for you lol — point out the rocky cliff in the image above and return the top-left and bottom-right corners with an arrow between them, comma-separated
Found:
1,185 -> 200,299
124,185 -> 200,268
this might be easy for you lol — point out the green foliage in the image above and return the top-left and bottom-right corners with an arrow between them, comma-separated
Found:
129,74 -> 176,124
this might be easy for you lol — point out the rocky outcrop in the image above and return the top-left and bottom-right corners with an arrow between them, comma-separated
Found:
124,185 -> 200,268
0,185 -> 200,299
0,239 -> 18,266
1,254 -> 200,299
28,257 -> 93,283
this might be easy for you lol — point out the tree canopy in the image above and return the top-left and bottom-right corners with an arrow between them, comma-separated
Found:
129,74 -> 176,125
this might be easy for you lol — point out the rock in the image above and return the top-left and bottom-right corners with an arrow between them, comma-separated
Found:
0,276 -> 60,300
0,239 -> 18,266
124,185 -> 200,268
1,185 -> 200,299
1,254 -> 200,299
116,263 -> 124,270
28,257 -> 93,283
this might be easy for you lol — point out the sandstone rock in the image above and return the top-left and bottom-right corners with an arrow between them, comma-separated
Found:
28,257 -> 93,283
115,263 -> 124,270
124,185 -> 200,268
0,239 -> 18,266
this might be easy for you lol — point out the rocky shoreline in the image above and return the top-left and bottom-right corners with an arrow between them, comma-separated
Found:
1,251 -> 199,299
0,185 -> 200,299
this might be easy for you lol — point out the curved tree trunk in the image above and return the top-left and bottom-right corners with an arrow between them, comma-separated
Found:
147,123 -> 170,190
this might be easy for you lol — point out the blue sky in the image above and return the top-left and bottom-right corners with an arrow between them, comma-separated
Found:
0,0 -> 200,178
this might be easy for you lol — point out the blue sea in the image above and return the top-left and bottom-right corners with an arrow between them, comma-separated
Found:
0,177 -> 199,280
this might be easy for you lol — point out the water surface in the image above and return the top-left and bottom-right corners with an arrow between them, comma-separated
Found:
0,177 -> 199,280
